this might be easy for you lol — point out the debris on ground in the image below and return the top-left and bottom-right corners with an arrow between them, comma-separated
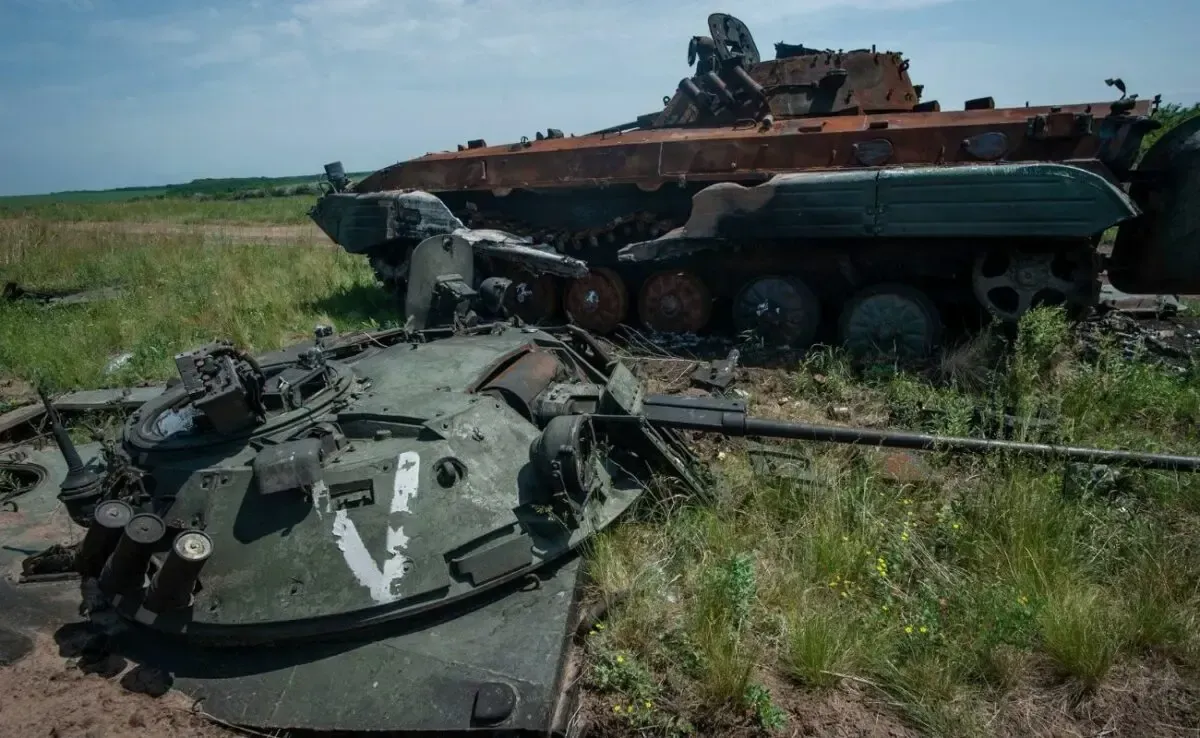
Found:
103,353 -> 134,375
1098,283 -> 1183,316
0,385 -> 166,441
1075,309 -> 1200,371
2,281 -> 124,307
690,348 -> 740,391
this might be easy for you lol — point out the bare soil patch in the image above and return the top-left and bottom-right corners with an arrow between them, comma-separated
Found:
990,658 -> 1200,738
0,632 -> 235,738
0,377 -> 36,407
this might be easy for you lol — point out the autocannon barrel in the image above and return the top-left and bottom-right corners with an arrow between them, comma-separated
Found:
637,395 -> 1200,472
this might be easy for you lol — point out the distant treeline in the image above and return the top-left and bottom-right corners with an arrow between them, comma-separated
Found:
139,173 -> 373,202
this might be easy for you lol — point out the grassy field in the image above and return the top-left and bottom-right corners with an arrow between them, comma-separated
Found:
0,195 -> 315,225
0,215 -> 392,396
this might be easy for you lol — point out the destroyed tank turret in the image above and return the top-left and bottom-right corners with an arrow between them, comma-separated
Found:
7,231 -> 1200,735
0,232 -> 714,735
309,11 -> 1200,360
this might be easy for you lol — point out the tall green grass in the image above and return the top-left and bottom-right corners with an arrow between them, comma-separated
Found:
584,309 -> 1200,736
0,217 -> 392,392
0,196 -> 315,225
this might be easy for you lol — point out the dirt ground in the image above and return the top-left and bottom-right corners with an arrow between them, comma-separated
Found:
1,377 -> 36,407
0,631 -> 236,738
578,654 -> 1200,738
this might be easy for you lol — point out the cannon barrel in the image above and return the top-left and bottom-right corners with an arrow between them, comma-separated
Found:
634,395 -> 1200,472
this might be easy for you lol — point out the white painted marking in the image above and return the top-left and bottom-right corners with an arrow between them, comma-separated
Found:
310,480 -> 329,519
391,452 -> 420,513
387,525 -> 410,552
331,452 -> 421,604
332,510 -> 383,595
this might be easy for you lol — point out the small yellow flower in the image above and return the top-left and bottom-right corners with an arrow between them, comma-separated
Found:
589,629 -> 597,636
903,498 -> 913,505
616,655 -> 624,664
952,523 -> 960,530
900,532 -> 909,542
644,701 -> 653,709
882,605 -> 889,612
904,625 -> 913,634
919,626 -> 928,634
613,704 -> 621,713
596,622 -> 606,630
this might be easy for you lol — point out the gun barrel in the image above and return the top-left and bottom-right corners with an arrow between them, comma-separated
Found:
639,394 -> 1200,472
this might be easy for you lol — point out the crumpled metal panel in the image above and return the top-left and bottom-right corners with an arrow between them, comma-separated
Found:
307,189 -> 588,278
455,229 -> 589,279
1098,283 -> 1182,315
308,190 -> 465,253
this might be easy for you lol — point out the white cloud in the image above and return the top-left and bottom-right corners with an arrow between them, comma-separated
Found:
182,29 -> 263,67
275,18 -> 304,37
90,18 -> 198,45
291,0 -> 384,21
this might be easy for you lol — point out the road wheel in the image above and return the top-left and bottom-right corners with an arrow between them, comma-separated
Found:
838,283 -> 942,361
637,270 -> 712,334
732,275 -> 821,348
563,267 -> 629,334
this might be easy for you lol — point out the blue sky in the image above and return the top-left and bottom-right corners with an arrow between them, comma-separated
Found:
1,0 -> 1196,196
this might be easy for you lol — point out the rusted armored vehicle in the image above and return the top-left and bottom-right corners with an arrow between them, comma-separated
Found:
310,11 -> 1199,358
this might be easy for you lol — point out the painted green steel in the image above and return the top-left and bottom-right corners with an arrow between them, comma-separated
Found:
749,162 -> 1141,240
874,163 -> 1140,238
